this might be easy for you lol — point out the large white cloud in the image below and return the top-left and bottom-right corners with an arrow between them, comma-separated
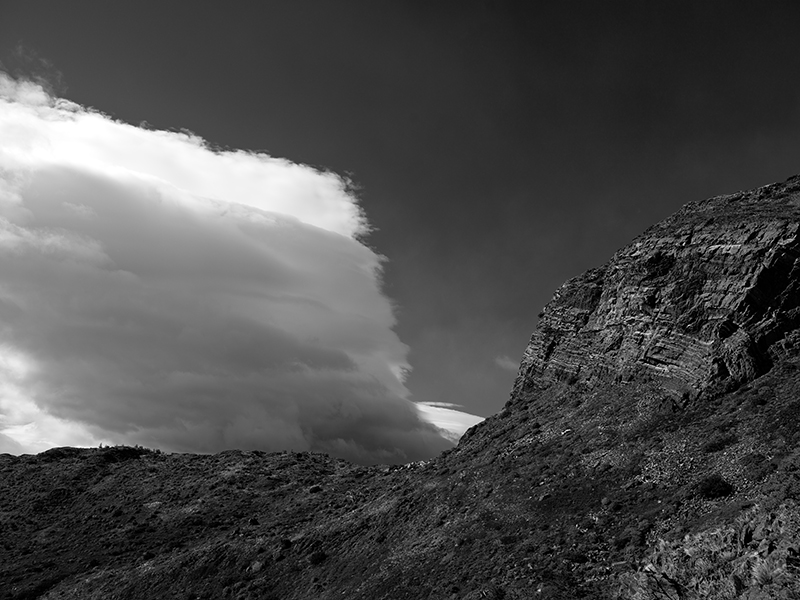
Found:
0,73 -> 466,463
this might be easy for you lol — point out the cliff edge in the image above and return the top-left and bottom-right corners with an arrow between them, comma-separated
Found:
515,174 -> 800,402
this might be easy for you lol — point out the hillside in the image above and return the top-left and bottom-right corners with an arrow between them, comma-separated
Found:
3,176 -> 800,599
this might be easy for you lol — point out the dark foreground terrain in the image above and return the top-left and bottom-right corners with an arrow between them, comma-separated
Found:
4,177 -> 800,599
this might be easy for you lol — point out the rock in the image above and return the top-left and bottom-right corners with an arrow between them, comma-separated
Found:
247,560 -> 263,573
514,175 -> 800,402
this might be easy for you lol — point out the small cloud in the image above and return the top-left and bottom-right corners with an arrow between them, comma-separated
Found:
494,355 -> 519,372
3,44 -> 67,96
62,202 -> 97,218
0,432 -> 25,454
415,402 -> 484,443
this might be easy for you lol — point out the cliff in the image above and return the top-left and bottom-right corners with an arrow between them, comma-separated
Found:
3,176 -> 800,599
516,175 -> 800,401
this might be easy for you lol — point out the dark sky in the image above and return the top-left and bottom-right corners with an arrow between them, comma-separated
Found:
3,1 -> 800,420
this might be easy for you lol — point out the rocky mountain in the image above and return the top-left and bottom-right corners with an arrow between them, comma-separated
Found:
3,176 -> 800,599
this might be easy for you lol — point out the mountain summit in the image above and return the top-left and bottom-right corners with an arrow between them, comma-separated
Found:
3,176 -> 800,599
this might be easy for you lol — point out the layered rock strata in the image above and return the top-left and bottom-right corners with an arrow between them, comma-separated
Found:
515,175 -> 800,403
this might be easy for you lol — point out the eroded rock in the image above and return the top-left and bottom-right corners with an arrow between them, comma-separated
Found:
515,175 -> 800,402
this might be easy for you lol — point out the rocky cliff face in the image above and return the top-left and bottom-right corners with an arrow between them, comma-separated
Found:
3,176 -> 800,600
516,175 -> 800,403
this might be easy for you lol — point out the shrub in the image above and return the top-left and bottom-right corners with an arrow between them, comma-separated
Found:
751,556 -> 785,586
696,475 -> 734,499
616,501 -> 800,599
702,435 -> 737,453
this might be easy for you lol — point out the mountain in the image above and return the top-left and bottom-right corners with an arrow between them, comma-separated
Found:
3,176 -> 800,599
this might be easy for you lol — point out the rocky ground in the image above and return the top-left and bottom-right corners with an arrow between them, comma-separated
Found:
4,176 -> 800,599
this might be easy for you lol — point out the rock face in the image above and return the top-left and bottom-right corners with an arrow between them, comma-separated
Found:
3,176 -> 800,599
516,175 -> 800,403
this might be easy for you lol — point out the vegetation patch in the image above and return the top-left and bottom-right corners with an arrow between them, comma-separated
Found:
696,475 -> 735,500
702,434 -> 738,453
618,501 -> 800,599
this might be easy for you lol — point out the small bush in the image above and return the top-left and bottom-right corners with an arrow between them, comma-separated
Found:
702,434 -> 738,453
617,501 -> 800,600
696,474 -> 734,499
97,445 -> 160,463
751,556 -> 785,586
741,453 -> 776,481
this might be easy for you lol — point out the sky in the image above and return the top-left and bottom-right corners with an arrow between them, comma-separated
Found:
1,1 -> 800,461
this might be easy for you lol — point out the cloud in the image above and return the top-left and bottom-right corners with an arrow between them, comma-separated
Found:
0,44 -> 68,96
0,73 -> 457,464
414,402 -> 484,443
494,355 -> 519,372
0,432 -> 26,454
